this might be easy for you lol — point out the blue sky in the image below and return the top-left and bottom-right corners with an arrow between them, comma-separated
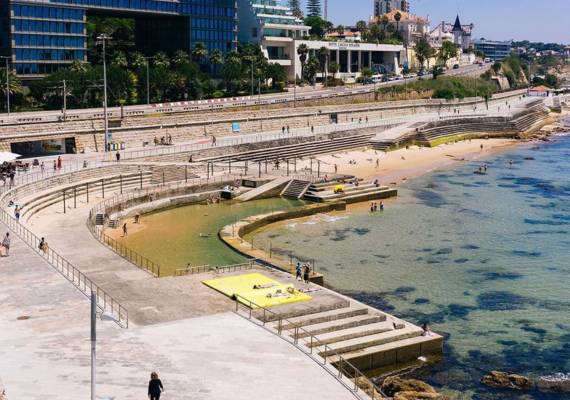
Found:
300,0 -> 570,43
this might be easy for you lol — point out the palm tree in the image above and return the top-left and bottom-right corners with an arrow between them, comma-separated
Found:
130,51 -> 146,70
192,42 -> 208,64
210,49 -> 224,67
288,0 -> 303,18
356,20 -> 367,33
329,61 -> 339,80
154,52 -> 170,68
394,12 -> 402,34
0,67 -> 23,110
297,43 -> 309,82
173,50 -> 190,67
318,46 -> 329,84
112,50 -> 128,68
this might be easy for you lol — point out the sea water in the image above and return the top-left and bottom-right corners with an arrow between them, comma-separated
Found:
121,197 -> 302,275
251,136 -> 570,399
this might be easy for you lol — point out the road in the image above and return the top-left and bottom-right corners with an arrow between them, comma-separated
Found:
0,63 -> 489,124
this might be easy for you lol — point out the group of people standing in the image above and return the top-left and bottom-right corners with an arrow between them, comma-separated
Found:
370,201 -> 384,213
295,262 -> 312,284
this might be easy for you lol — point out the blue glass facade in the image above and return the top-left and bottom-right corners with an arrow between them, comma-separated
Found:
1,0 -> 237,76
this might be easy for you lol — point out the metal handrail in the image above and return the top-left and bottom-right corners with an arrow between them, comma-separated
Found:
233,293 -> 386,399
0,208 -> 128,328
85,173 -> 244,277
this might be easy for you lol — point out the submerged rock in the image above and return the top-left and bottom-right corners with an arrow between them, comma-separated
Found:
481,371 -> 534,390
382,377 -> 449,399
538,373 -> 570,392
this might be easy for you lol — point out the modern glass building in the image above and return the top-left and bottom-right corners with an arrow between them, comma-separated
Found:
474,39 -> 512,62
0,0 -> 237,77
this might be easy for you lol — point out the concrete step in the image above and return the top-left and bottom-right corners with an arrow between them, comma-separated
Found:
282,179 -> 311,199
327,334 -> 443,369
308,320 -> 395,347
278,303 -> 369,330
295,314 -> 386,339
320,325 -> 424,357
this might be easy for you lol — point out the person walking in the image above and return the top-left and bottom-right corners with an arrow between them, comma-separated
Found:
295,262 -> 302,281
2,233 -> 10,257
39,237 -> 49,255
303,264 -> 311,284
115,151 -> 121,162
53,160 -> 57,172
148,372 -> 164,400
57,156 -> 62,170
122,222 -> 128,237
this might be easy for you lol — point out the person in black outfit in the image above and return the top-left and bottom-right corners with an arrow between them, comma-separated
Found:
148,372 -> 164,400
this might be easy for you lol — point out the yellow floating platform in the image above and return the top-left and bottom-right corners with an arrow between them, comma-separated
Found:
203,273 -> 311,309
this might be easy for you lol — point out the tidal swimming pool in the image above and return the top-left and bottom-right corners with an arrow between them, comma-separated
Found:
119,197 -> 303,275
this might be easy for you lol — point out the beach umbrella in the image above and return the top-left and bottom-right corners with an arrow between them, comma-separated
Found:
0,152 -> 21,163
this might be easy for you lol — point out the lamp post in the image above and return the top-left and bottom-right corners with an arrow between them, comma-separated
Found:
90,292 -> 119,400
293,74 -> 297,108
1,56 -> 10,116
97,34 -> 111,152
145,56 -> 154,105
250,58 -> 254,97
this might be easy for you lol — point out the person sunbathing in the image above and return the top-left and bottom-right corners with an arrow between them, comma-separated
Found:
253,283 -> 278,289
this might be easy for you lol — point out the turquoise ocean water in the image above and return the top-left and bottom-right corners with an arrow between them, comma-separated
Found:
251,135 -> 570,399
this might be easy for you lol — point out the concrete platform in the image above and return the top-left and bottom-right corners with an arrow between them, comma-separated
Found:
0,223 -> 358,400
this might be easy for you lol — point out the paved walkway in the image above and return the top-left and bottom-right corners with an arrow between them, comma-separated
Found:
0,223 -> 355,400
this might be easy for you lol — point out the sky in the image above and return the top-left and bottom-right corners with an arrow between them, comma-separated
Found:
299,0 -> 570,43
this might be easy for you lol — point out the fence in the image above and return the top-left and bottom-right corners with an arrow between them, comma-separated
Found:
174,261 -> 255,276
234,293 -> 386,400
86,174 -> 243,277
0,207 -> 129,328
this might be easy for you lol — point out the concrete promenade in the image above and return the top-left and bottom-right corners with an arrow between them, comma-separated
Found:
0,222 -> 356,400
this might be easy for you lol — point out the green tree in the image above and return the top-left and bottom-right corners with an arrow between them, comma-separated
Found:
112,50 -> 128,68
306,0 -> 322,17
303,16 -> 329,38
267,63 -> 287,89
173,50 -> 190,67
305,56 -> 320,84
438,41 -> 459,66
154,52 -> 170,69
415,37 -> 434,70
130,51 -> 146,70
192,42 -> 208,64
209,49 -> 224,67
336,25 -> 345,35
394,12 -> 402,34
329,61 -> 339,79
491,62 -> 502,74
297,43 -> 309,82
356,20 -> 367,33
360,67 -> 373,80
0,67 -> 23,111
318,46 -> 329,83
288,0 -> 303,18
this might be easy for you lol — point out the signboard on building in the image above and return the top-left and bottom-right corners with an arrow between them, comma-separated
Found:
231,122 -> 241,132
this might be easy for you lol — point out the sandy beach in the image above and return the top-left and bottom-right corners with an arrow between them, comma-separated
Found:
305,138 -> 520,185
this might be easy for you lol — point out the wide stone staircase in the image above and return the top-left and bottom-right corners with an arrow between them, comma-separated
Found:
303,179 -> 397,204
150,164 -> 201,184
198,132 -> 375,164
281,179 -> 311,199
254,299 -> 441,371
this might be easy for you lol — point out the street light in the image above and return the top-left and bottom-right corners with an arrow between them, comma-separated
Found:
0,56 -> 11,116
144,56 -> 154,105
97,34 -> 111,152
250,58 -> 254,97
91,292 -> 119,400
